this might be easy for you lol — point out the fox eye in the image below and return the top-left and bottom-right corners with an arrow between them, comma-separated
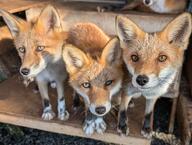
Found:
105,80 -> 113,86
18,47 -> 25,53
131,54 -> 139,62
82,82 -> 91,88
158,55 -> 167,62
36,46 -> 45,52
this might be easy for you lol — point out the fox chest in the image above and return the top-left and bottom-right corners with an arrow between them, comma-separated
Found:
36,60 -> 67,83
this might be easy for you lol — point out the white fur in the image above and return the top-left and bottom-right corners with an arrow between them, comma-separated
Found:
95,118 -> 107,134
42,105 -> 55,120
129,67 -> 177,99
110,80 -> 122,100
83,119 -> 95,136
50,82 -> 57,88
147,0 -> 170,13
83,117 -> 106,136
57,100 -> 69,121
73,87 -> 90,106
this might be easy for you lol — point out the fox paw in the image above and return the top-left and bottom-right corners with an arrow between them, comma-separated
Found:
117,121 -> 129,136
58,110 -> 69,121
141,127 -> 152,139
83,120 -> 95,136
95,118 -> 106,134
117,111 -> 129,136
42,109 -> 55,120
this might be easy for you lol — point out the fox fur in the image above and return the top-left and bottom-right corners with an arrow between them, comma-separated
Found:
0,5 -> 69,121
116,13 -> 192,137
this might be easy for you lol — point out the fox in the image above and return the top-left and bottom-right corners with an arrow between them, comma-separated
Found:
0,5 -> 69,121
115,13 -> 192,137
143,0 -> 187,13
63,23 -> 123,135
122,0 -> 186,14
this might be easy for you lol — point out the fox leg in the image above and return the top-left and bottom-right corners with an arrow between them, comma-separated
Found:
37,80 -> 55,120
117,94 -> 132,136
56,80 -> 69,121
141,97 -> 158,138
83,110 -> 106,136
72,91 -> 81,110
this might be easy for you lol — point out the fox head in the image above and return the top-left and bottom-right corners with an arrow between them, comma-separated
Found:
0,5 -> 66,77
63,37 -> 123,116
116,13 -> 191,91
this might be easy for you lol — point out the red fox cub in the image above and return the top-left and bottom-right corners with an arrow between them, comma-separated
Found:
116,13 -> 192,137
123,0 -> 186,14
0,5 -> 69,121
63,23 -> 124,135
143,0 -> 187,13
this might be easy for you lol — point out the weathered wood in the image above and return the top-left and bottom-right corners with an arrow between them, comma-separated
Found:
177,95 -> 191,145
59,0 -> 126,4
26,5 -> 176,34
0,0 -> 49,15
177,77 -> 192,145
0,75 -> 150,145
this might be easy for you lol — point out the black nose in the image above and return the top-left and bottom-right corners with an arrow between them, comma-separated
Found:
144,0 -> 151,5
20,68 -> 30,76
136,75 -> 149,86
95,106 -> 106,115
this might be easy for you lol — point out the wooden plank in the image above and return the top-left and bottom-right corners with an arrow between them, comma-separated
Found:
0,75 -> 150,145
177,78 -> 192,145
0,0 -> 49,15
59,0 -> 126,4
26,5 -> 175,34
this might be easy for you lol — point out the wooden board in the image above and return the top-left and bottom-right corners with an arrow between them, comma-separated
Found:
0,75 -> 149,145
26,5 -> 176,34
0,0 -> 49,14
177,78 -> 192,145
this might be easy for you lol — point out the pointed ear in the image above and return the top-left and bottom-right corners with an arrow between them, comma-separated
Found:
160,13 -> 192,49
36,5 -> 61,33
115,15 -> 145,44
0,9 -> 27,37
101,37 -> 122,66
63,44 -> 90,74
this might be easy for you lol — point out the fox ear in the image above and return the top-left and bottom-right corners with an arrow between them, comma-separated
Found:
161,13 -> 192,49
101,37 -> 122,66
0,9 -> 27,37
36,5 -> 61,33
115,15 -> 145,45
63,44 -> 90,74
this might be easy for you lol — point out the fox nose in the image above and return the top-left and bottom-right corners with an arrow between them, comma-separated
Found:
144,0 -> 151,5
95,106 -> 106,115
20,68 -> 30,76
136,75 -> 149,86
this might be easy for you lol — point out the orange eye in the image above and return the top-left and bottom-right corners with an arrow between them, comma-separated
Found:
131,54 -> 139,62
18,46 -> 25,53
105,80 -> 113,86
36,46 -> 45,52
158,55 -> 167,62
82,82 -> 91,88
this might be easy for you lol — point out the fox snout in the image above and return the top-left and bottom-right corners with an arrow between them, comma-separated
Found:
136,75 -> 149,86
90,102 -> 111,116
20,68 -> 30,76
